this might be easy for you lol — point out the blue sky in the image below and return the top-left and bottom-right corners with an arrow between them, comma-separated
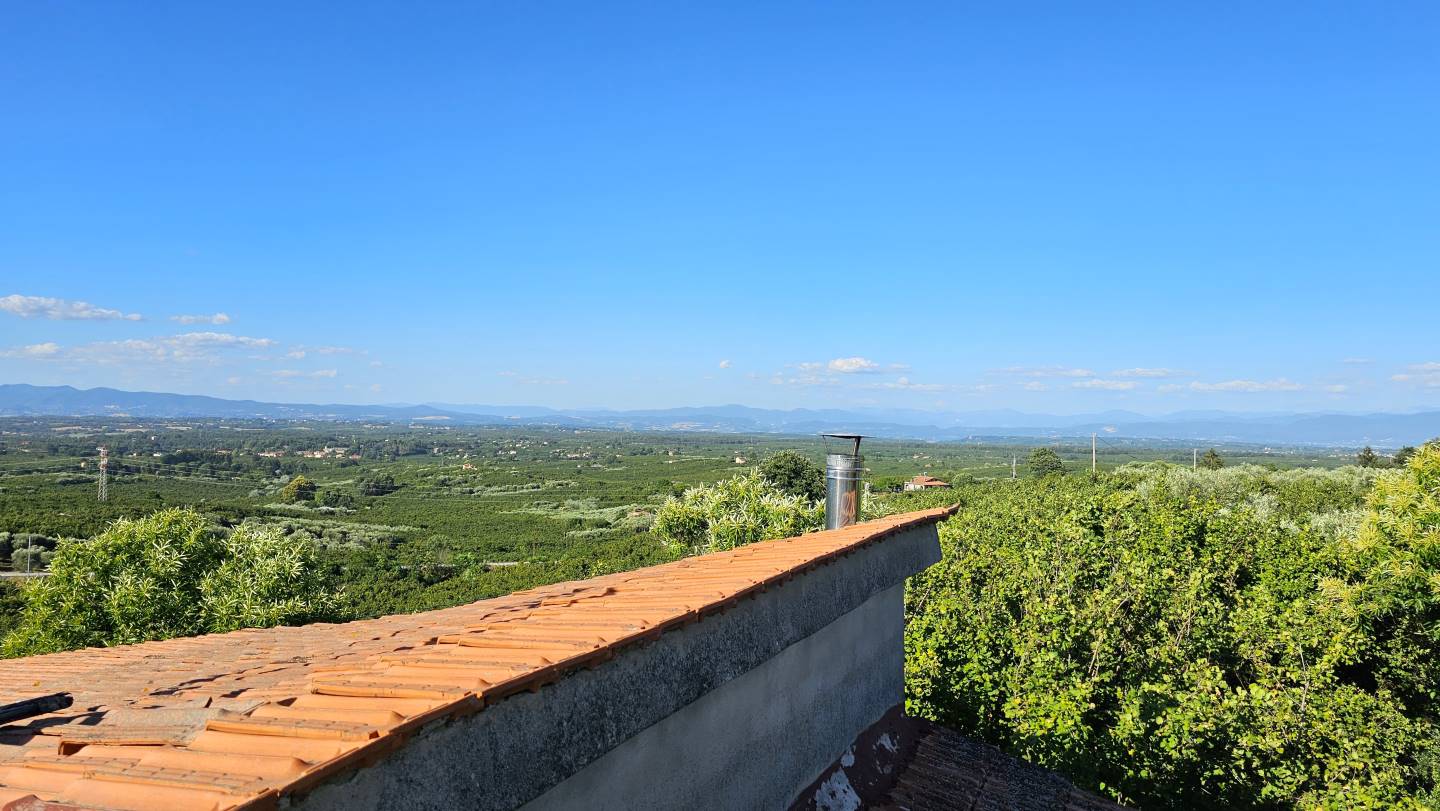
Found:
2,2 -> 1436,414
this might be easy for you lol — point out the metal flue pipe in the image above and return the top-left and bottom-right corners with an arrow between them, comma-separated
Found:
822,434 -> 867,529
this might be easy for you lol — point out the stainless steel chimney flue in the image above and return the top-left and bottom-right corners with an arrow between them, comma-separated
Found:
821,433 -> 867,529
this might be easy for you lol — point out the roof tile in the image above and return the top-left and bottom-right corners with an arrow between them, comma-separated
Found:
0,506 -> 955,810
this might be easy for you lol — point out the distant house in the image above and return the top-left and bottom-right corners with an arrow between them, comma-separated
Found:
904,475 -> 951,491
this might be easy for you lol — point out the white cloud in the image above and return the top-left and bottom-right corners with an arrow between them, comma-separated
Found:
995,366 -> 1096,379
1111,367 -> 1189,378
1021,381 -> 1048,391
860,376 -> 951,392
718,359 -> 732,369
1,294 -> 142,321
6,332 -> 276,366
1072,379 -> 1138,391
0,342 -> 62,358
497,370 -> 567,385
369,383 -> 383,393
827,357 -> 880,374
170,313 -> 231,325
1323,384 -> 1349,393
1188,378 -> 1304,392
286,350 -> 306,359
1392,362 -> 1440,388
770,373 -> 841,388
272,368 -> 338,379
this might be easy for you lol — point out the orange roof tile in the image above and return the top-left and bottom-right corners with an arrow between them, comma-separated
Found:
0,507 -> 955,811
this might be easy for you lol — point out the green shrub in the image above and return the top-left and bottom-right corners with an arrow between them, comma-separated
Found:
652,471 -> 823,554
905,452 -> 1440,808
2,508 -> 341,656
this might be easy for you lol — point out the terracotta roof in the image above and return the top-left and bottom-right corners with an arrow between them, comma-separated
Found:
0,507 -> 956,811
875,719 -> 1127,811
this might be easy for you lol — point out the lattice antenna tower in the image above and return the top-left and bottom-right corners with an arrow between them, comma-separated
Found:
97,446 -> 109,502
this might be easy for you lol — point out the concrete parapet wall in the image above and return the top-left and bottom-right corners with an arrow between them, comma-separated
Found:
295,522 -> 942,811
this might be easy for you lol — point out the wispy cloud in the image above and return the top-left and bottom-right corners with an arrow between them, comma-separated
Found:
0,342 -> 62,358
272,368 -> 338,379
994,366 -> 1095,379
1188,378 -> 1304,392
3,332 -> 276,365
170,313 -> 231,325
770,373 -> 842,388
497,370 -> 568,385
286,344 -> 365,358
796,356 -> 905,375
1,294 -> 142,321
1110,367 -> 1189,378
860,376 -> 951,392
718,359 -> 732,369
1072,379 -> 1138,390
1391,361 -> 1440,388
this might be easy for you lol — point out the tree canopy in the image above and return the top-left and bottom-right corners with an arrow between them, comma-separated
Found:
1200,448 -> 1225,469
280,474 -> 317,503
1028,447 -> 1065,477
2,508 -> 341,657
758,450 -> 825,501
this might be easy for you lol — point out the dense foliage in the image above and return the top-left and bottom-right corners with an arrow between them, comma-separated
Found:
903,452 -> 1439,808
759,450 -> 826,501
2,508 -> 341,656
652,470 -> 823,554
1028,447 -> 1065,477
279,474 -> 316,503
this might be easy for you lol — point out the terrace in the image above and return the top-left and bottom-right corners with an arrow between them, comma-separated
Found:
0,507 -> 1117,810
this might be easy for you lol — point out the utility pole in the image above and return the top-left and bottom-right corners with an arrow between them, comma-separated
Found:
97,446 -> 109,502
1193,448 -> 1198,470
1092,434 -> 1097,473
1011,455 -> 1017,479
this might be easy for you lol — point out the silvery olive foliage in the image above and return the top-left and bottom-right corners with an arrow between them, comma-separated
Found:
652,470 -> 824,554
3,508 -> 341,656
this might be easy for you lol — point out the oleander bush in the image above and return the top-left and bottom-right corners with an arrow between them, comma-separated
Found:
904,448 -> 1440,809
2,508 -> 341,656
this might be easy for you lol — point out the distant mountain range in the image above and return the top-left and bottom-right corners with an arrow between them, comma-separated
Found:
1,384 -> 1436,447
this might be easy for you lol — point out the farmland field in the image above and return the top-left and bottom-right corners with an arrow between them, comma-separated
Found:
0,417 -> 1354,621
